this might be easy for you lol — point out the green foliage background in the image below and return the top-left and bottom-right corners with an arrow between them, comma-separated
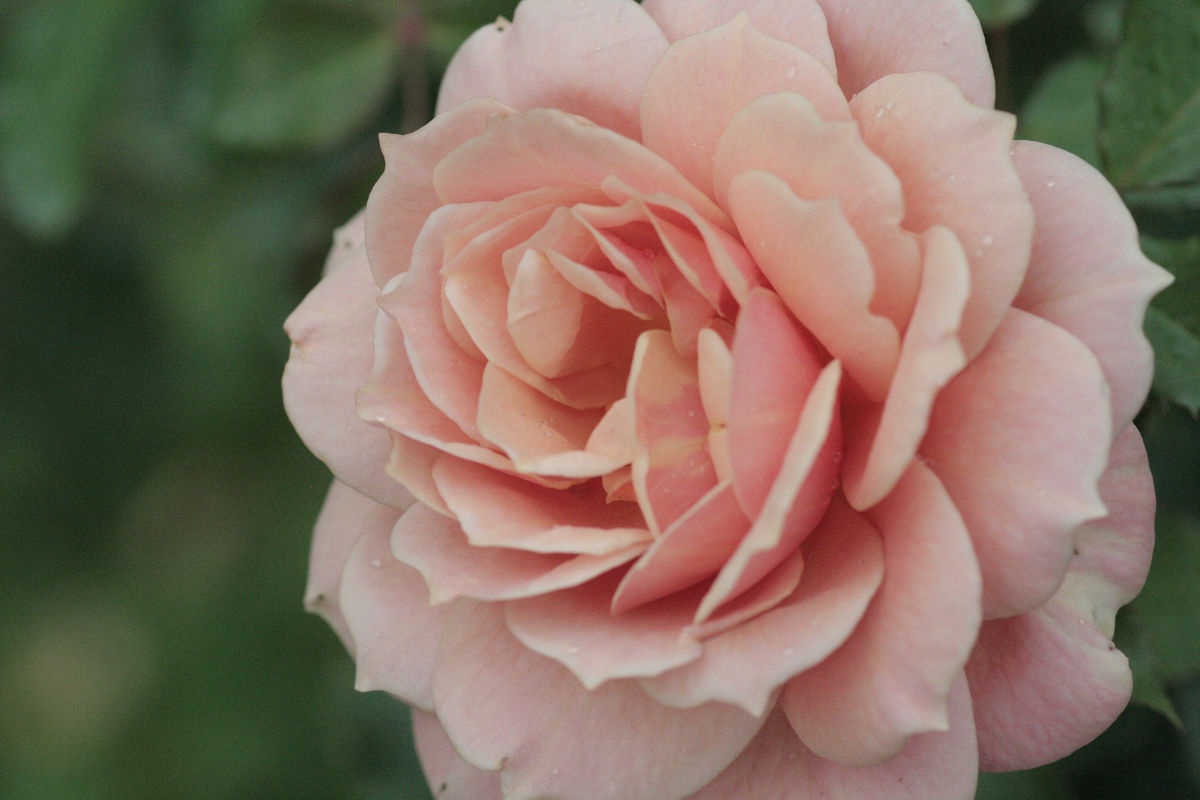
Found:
1,1 -> 1198,798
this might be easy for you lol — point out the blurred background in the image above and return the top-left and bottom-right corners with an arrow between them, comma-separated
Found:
1,1 -> 1198,798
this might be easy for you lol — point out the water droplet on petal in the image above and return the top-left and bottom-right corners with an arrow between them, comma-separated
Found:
981,234 -> 995,246
784,64 -> 797,80
369,557 -> 383,569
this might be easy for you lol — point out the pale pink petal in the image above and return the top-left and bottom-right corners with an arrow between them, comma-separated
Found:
727,289 -> 825,520
432,456 -> 650,556
641,0 -> 836,76
850,73 -> 1031,360
1012,140 -> 1173,429
339,504 -> 448,710
435,107 -> 727,229
506,573 -> 704,688
413,710 -> 503,800
697,326 -> 735,484
967,424 -> 1155,770
431,601 -> 763,800
640,13 -> 849,197
436,0 -> 669,140
366,97 -> 512,285
304,481 -> 390,649
923,308 -> 1111,619
686,677 -> 977,800
782,463 -> 981,766
381,202 -> 491,442
842,225 -> 970,510
628,330 -> 719,534
815,0 -> 994,107
698,360 -> 843,622
283,215 -> 412,508
391,503 -> 644,604
728,171 -> 900,401
612,482 -> 750,613
712,92 -> 920,327
642,497 -> 883,715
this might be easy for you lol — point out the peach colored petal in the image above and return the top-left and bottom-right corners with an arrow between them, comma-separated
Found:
842,225 -> 970,511
698,359 -> 843,622
339,504 -> 448,710
585,396 -> 637,463
967,425 -> 1155,770
1012,140 -> 1173,429
431,601 -> 763,800
366,97 -> 511,285
391,502 -> 644,604
431,456 -> 649,556
850,73 -> 1031,361
628,330 -> 720,534
506,573 -> 704,688
697,326 -> 735,483
283,215 -> 412,508
641,0 -> 836,76
436,0 -> 668,140
412,710 -> 503,800
686,677 -> 977,800
712,92 -> 920,327
782,462 -> 981,766
380,203 -> 491,442
815,0 -> 994,107
728,289 -> 825,520
304,481 -> 390,650
687,546 -> 806,641
639,13 -> 849,198
435,107 -> 727,228
612,482 -> 750,613
923,308 -> 1111,619
641,497 -> 883,715
728,171 -> 900,401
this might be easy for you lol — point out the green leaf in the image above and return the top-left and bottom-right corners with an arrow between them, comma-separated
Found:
1099,0 -> 1200,237
204,3 -> 400,151
1128,513 -> 1200,686
1019,55 -> 1105,167
1146,307 -> 1200,414
969,0 -> 1039,28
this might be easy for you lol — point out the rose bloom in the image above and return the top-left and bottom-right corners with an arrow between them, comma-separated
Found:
283,0 -> 1172,797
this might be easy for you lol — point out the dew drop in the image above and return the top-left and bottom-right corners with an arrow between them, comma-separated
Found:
567,645 -> 581,655
1046,179 -> 1057,188
369,557 -> 383,569
981,234 -> 995,246
784,64 -> 797,80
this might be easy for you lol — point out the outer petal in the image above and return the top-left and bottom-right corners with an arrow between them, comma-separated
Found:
967,424 -> 1155,771
814,0 -> 994,107
923,308 -> 1111,619
782,463 -> 981,766
1012,140 -> 1173,429
686,677 -> 977,800
639,13 -> 849,198
339,504 -> 448,710
640,0 -> 836,76
436,0 -> 669,140
431,601 -> 764,800
413,710 -> 503,800
283,214 -> 413,508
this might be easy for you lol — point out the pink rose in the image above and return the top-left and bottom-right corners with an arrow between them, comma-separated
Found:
283,1 -> 1172,797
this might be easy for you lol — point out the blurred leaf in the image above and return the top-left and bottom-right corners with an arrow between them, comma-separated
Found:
1145,308 -> 1200,414
204,3 -> 400,150
1084,0 -> 1128,50
0,0 -> 144,237
976,763 -> 1072,800
1129,513 -> 1200,685
970,0 -> 1039,27
1099,0 -> 1200,237
1019,55 -> 1104,166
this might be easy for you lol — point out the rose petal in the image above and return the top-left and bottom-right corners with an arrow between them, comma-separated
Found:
431,601 -> 763,800
1012,140 -> 1173,429
391,502 -> 644,604
436,0 -> 669,140
782,462 -> 981,766
967,424 -> 1155,770
640,12 -> 849,197
283,214 -> 413,508
850,72 -> 1031,361
641,497 -> 883,715
922,308 -> 1111,619
641,0 -> 836,77
340,505 -> 448,710
815,0 -> 994,107
413,710 -> 503,800
686,676 -> 977,800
